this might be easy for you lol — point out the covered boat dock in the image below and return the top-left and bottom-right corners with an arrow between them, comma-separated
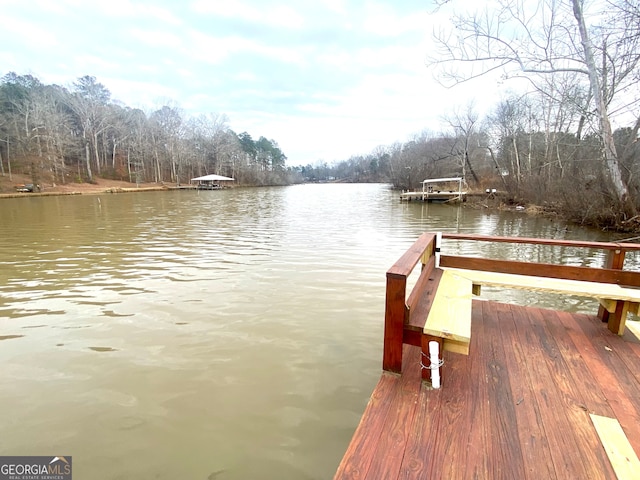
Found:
400,177 -> 466,203
190,174 -> 235,190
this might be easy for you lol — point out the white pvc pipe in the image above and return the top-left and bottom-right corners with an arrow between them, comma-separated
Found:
429,341 -> 441,389
435,232 -> 442,268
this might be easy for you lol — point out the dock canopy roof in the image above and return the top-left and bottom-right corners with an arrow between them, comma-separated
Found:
421,177 -> 462,184
191,174 -> 235,182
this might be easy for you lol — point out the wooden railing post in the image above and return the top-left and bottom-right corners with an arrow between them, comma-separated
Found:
598,247 -> 626,322
383,273 -> 408,373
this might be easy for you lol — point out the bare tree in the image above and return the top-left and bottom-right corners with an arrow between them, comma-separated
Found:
68,76 -> 113,181
430,0 -> 640,213
149,105 -> 184,183
442,103 -> 481,184
187,113 -> 239,177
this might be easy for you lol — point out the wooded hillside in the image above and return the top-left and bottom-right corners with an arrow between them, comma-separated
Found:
0,73 -> 298,189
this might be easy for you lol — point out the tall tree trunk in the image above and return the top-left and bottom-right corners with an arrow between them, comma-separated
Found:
127,148 -> 132,183
154,149 -> 161,183
464,149 -> 479,184
511,136 -> 521,184
85,141 -> 92,181
93,134 -> 101,175
573,0 -> 632,212
30,162 -> 39,191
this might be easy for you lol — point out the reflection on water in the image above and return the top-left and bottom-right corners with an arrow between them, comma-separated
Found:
0,184 -> 634,479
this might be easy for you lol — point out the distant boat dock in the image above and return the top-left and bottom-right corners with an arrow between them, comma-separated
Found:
190,174 -> 235,190
400,177 -> 466,203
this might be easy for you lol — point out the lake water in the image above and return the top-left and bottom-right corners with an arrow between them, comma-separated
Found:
0,183 -> 631,479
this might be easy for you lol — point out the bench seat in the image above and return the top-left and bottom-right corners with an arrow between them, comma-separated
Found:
444,268 -> 640,335
423,270 -> 473,355
421,266 -> 640,386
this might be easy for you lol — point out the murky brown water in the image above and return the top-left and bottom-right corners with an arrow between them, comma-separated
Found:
0,184 -> 633,479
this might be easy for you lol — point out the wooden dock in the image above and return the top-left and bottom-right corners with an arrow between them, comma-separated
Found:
335,233 -> 640,479
400,177 -> 467,203
399,190 -> 466,203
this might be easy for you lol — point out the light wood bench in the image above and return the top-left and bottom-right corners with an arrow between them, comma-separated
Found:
423,270 -> 473,355
423,267 -> 640,363
422,267 -> 640,386
444,268 -> 640,335
421,270 -> 473,385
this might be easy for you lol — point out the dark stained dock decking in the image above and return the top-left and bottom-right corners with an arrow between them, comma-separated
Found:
335,300 -> 640,479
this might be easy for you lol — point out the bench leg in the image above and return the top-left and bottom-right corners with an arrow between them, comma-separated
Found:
607,301 -> 629,335
421,334 -> 444,385
598,305 -> 610,323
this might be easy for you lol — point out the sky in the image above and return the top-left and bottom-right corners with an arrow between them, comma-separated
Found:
0,0 -> 506,166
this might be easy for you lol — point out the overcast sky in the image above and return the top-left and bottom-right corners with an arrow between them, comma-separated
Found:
1,0 -> 505,165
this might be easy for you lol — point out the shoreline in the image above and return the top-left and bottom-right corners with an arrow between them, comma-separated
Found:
0,182 -> 193,199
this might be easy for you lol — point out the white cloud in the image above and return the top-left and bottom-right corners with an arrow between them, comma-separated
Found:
73,55 -> 121,73
190,0 -> 255,18
128,29 -> 184,49
233,71 -> 259,82
0,52 -> 18,71
189,0 -> 306,29
268,5 -> 306,28
361,3 -> 413,36
179,29 -> 309,67
101,77 -> 180,109
181,31 -> 237,64
4,18 -> 59,48
144,5 -> 184,25
87,0 -> 183,25
28,0 -> 74,15
318,0 -> 346,15
316,50 -> 352,68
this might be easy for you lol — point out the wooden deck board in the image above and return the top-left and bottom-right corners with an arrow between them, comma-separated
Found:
427,335 -> 473,480
397,376 -> 442,479
510,305 -> 597,479
565,312 -> 640,452
461,302 -> 490,480
335,301 -> 640,480
543,310 -> 615,417
559,310 -> 640,474
366,348 -> 422,479
491,301 -> 556,479
590,414 -> 640,479
334,373 -> 401,478
483,301 -> 527,480
520,307 -> 615,479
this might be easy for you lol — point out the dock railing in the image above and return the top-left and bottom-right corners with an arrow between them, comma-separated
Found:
383,232 -> 640,374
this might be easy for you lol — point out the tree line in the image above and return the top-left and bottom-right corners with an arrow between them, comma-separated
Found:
0,73 -> 298,187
